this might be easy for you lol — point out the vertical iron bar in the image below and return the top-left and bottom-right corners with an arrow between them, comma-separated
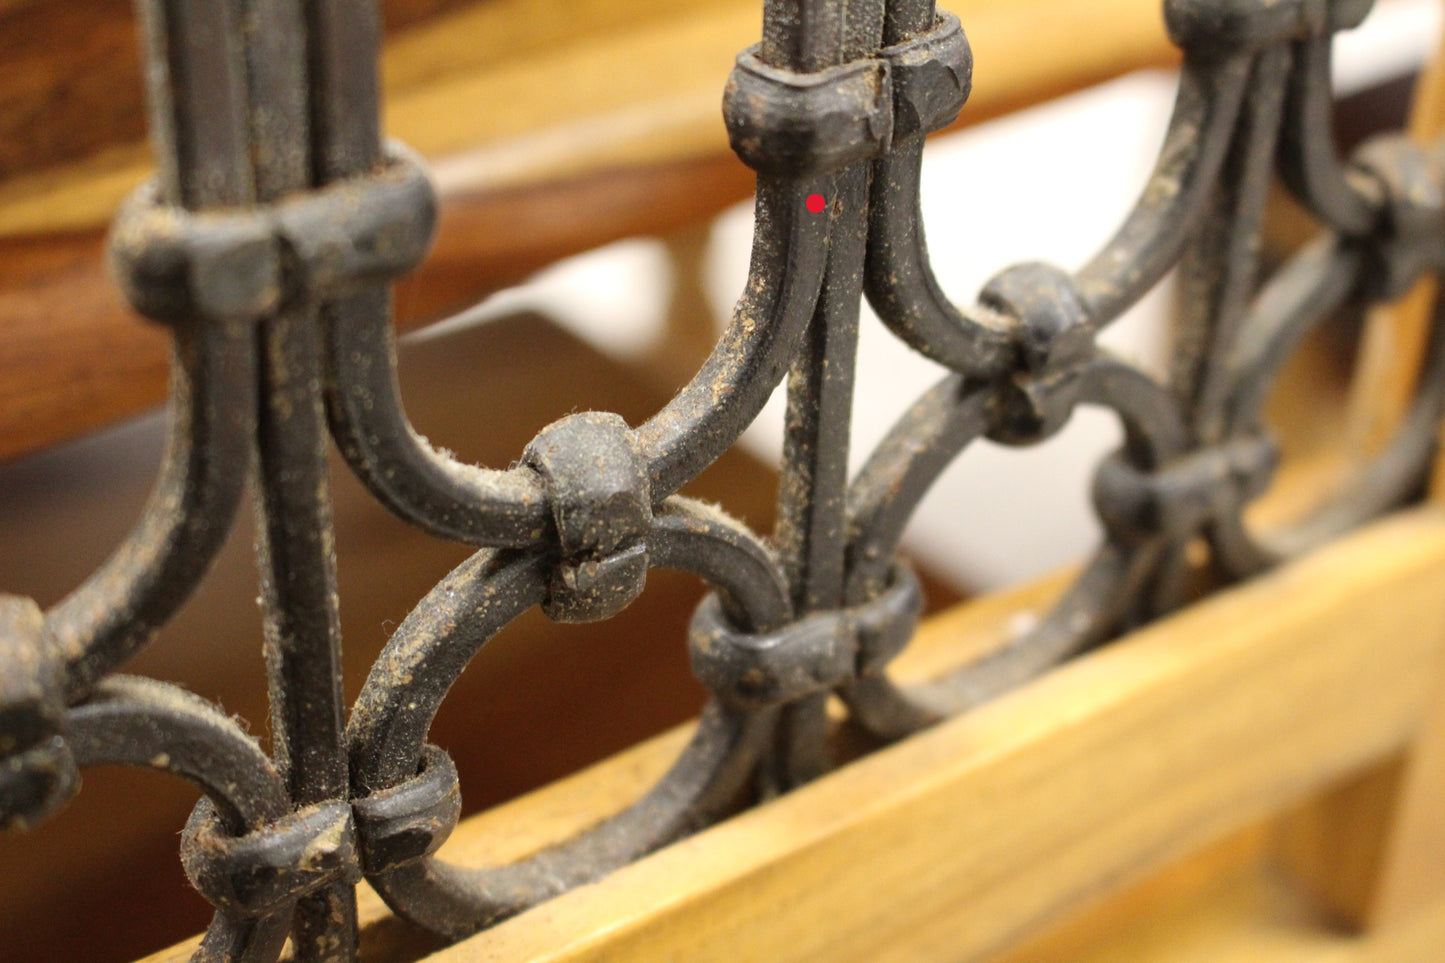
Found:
1147,47 -> 1292,613
303,0 -> 390,478
762,0 -> 844,72
138,0 -> 252,210
771,166 -> 871,789
883,0 -> 935,44
244,0 -> 357,956
305,0 -> 385,181
299,20 -> 405,940
769,0 -> 886,789
1176,48 -> 1293,437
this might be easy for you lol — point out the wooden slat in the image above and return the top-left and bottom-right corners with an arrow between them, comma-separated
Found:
1277,759 -> 1409,928
137,505 -> 1445,962
1277,22 -> 1445,934
1346,15 -> 1445,458
1000,824 -> 1445,962
1369,23 -> 1445,916
1366,684 -> 1445,929
0,0 -> 713,186
0,154 -> 756,464
431,509 -> 1445,963
0,0 -> 1178,464
0,0 -> 1175,238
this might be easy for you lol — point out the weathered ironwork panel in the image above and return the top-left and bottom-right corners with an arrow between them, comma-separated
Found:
3,0 -> 1444,958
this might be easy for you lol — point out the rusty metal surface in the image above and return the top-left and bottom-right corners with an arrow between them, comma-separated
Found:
4,0 -> 1445,958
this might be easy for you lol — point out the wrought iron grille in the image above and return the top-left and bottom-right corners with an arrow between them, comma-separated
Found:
3,0 -> 1444,958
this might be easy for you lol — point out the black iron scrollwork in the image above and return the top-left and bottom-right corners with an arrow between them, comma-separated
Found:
4,0 -> 1444,958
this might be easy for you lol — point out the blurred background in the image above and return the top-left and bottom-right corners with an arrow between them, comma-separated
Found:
0,0 -> 1439,958
451,0 -> 1443,588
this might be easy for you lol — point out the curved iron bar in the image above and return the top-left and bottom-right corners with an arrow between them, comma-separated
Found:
320,173 -> 836,547
1071,53 -> 1254,324
1211,240 -> 1445,574
839,356 -> 1189,738
66,677 -> 294,963
39,0 -> 265,699
347,498 -> 791,938
1142,41 -> 1295,608
1277,33 -> 1385,237
865,0 -> 1255,373
43,325 -> 254,698
314,0 -> 839,548
1174,44 -> 1294,424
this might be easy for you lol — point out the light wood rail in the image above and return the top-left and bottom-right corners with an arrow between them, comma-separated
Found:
138,506 -> 1445,962
1277,19 -> 1445,939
